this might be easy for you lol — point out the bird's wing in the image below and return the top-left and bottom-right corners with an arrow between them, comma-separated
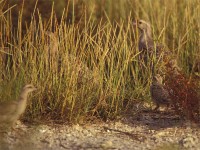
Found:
139,40 -> 154,52
159,86 -> 171,103
151,84 -> 171,104
139,42 -> 164,58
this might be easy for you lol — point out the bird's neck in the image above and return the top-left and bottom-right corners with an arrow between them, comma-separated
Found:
140,29 -> 153,44
18,91 -> 29,102
16,91 -> 29,115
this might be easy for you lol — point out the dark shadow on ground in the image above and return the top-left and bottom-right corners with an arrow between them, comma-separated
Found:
120,101 -> 193,130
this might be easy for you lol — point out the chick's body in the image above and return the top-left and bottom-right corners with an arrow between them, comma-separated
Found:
150,74 -> 171,110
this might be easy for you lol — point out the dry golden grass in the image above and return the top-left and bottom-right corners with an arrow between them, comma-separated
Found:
0,0 -> 199,123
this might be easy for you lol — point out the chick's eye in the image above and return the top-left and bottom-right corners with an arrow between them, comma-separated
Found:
139,21 -> 142,24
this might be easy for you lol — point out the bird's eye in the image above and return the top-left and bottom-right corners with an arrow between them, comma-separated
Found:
139,21 -> 142,24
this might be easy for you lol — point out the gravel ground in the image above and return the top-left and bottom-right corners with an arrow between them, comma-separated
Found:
1,110 -> 200,150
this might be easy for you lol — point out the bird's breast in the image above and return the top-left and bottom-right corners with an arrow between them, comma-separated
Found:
16,100 -> 27,115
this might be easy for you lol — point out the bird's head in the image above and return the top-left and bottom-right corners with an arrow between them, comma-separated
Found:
22,84 -> 37,93
133,19 -> 151,33
153,74 -> 163,84
167,59 -> 179,68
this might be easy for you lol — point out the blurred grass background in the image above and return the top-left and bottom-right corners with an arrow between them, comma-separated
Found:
0,0 -> 199,123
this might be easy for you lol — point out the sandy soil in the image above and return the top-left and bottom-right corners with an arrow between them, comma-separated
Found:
1,109 -> 200,150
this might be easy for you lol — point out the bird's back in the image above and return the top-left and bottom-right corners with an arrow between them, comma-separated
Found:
150,83 -> 171,105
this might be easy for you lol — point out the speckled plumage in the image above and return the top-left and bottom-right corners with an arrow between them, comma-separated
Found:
150,74 -> 171,110
167,59 -> 182,75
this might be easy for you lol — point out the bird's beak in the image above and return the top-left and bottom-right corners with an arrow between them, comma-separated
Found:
133,20 -> 138,26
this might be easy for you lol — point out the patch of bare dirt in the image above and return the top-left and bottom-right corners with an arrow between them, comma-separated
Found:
1,110 -> 200,150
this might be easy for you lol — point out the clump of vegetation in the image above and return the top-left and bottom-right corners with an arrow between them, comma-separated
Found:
165,68 -> 200,123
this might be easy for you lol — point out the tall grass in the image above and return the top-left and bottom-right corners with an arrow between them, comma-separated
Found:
0,0 -> 199,123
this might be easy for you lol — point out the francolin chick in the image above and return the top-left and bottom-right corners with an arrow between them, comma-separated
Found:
0,84 -> 36,131
167,59 -> 182,75
150,74 -> 171,110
